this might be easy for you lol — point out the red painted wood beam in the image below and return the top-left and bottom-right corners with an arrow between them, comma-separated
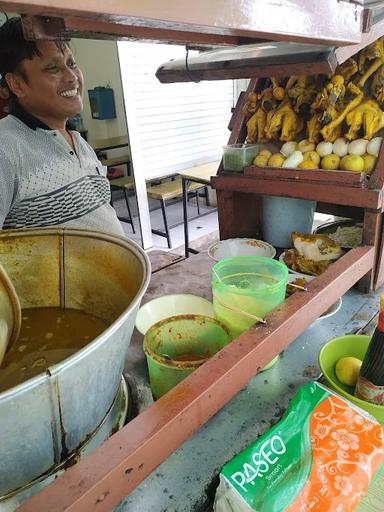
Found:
212,175 -> 383,210
0,0 -> 363,46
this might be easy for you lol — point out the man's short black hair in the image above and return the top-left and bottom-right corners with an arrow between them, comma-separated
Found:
0,17 -> 68,89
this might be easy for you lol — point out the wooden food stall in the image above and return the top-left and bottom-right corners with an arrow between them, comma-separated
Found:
2,1 -> 384,510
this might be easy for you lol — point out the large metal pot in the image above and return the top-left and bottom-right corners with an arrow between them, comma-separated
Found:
0,228 -> 150,497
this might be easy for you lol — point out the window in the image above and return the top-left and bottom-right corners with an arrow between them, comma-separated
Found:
118,42 -> 234,180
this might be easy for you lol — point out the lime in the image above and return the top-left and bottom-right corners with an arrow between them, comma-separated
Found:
340,155 -> 364,172
335,356 -> 362,387
321,154 -> 340,170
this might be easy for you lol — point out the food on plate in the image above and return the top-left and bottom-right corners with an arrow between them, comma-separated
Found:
286,277 -> 308,297
283,232 -> 342,275
327,224 -> 363,248
283,251 -> 332,276
292,232 -> 342,261
335,356 -> 362,387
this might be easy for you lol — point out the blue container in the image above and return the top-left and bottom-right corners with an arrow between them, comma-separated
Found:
261,196 -> 317,248
88,86 -> 116,120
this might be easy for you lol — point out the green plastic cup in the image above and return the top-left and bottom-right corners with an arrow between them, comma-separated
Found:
212,255 -> 288,370
319,335 -> 384,424
143,314 -> 232,399
212,255 -> 288,336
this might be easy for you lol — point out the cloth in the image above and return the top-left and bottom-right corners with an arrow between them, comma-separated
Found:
0,107 -> 124,237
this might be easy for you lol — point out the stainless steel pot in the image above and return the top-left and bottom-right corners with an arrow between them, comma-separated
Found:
0,228 -> 151,497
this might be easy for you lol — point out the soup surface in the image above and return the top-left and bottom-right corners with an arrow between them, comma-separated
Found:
0,307 -> 109,392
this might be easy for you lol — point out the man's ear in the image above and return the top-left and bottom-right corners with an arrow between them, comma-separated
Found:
5,72 -> 27,99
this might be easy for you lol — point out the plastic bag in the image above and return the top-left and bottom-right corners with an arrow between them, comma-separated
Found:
214,382 -> 383,512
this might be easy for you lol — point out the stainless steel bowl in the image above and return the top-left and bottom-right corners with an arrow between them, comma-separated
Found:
0,228 -> 150,497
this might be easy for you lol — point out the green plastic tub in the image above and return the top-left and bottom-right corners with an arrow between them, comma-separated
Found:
212,255 -> 288,370
212,255 -> 288,337
143,314 -> 231,399
319,334 -> 384,424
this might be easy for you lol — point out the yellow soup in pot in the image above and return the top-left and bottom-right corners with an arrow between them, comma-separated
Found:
0,307 -> 109,392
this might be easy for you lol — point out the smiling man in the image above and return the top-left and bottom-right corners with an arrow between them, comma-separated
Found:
0,17 -> 124,236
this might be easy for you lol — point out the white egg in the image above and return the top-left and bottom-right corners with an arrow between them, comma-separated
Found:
367,137 -> 383,157
316,141 -> 333,157
332,137 -> 349,157
280,141 -> 297,157
348,139 -> 368,156
282,150 -> 303,168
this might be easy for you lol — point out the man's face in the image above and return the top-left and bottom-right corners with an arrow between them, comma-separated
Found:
8,41 -> 84,122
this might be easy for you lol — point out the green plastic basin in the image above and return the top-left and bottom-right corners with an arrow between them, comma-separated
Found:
212,255 -> 287,371
143,314 -> 232,400
319,334 -> 384,424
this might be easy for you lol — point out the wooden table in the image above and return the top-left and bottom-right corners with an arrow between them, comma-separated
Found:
179,161 -> 219,257
19,251 -> 380,512
90,135 -> 129,152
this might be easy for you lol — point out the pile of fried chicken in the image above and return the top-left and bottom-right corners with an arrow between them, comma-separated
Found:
283,232 -> 343,276
243,37 -> 384,144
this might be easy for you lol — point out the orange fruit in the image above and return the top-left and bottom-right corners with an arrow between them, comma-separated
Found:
298,160 -> 317,169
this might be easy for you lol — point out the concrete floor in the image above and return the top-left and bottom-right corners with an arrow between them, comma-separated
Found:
112,189 -> 219,252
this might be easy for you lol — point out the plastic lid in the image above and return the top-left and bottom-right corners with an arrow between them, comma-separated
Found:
0,262 -> 21,364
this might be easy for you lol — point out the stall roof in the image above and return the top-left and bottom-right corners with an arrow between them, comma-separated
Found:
155,5 -> 384,83
0,0 -> 369,47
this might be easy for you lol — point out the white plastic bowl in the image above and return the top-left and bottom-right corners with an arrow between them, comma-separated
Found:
208,238 -> 276,262
135,294 -> 215,335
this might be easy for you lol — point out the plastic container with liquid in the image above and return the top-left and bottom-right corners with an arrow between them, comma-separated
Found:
211,256 -> 288,370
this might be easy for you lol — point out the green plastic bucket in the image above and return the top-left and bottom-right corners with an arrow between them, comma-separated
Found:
319,335 -> 384,424
143,314 -> 232,399
212,255 -> 288,369
212,255 -> 288,337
